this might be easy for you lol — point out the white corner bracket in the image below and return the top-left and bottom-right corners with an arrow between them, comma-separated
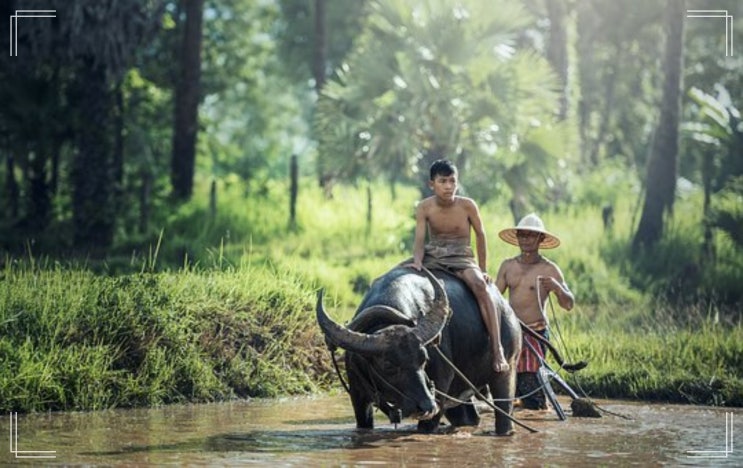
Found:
9,412 -> 57,459
686,411 -> 734,459
9,9 -> 57,57
686,9 -> 734,57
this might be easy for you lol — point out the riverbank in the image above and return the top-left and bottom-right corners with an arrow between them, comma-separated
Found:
2,259 -> 741,413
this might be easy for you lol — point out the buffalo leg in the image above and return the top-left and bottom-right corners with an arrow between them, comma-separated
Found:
490,371 -> 516,435
348,369 -> 374,429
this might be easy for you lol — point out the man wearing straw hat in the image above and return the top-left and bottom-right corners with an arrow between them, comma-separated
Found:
495,213 -> 574,410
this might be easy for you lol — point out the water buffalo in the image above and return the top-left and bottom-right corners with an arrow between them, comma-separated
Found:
316,266 -> 522,435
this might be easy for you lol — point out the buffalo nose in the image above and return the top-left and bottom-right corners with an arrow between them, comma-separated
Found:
416,401 -> 439,420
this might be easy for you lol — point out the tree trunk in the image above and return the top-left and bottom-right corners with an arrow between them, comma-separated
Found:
139,168 -> 152,235
576,2 -> 596,166
171,0 -> 205,201
314,0 -> 331,192
313,0 -> 327,93
5,152 -> 20,220
701,151 -> 714,262
209,178 -> 217,221
50,138 -> 61,195
289,154 -> 298,229
25,147 -> 50,233
366,180 -> 372,233
633,0 -> 685,250
113,80 -> 125,209
72,60 -> 114,252
545,0 -> 569,121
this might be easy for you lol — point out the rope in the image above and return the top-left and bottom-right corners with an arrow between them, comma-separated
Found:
542,291 -> 632,420
432,345 -> 538,433
331,349 -> 351,395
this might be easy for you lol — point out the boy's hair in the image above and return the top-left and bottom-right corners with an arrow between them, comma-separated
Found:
429,159 -> 458,180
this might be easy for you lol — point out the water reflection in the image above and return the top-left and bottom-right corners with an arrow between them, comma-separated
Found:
2,395 -> 739,466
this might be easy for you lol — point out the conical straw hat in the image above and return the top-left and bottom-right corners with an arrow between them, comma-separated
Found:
498,213 -> 561,249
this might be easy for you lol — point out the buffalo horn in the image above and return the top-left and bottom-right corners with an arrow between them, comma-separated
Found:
414,267 -> 451,345
316,289 -> 387,355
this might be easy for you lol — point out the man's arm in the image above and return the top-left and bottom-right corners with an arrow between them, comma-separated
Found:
495,260 -> 509,294
539,264 -> 574,310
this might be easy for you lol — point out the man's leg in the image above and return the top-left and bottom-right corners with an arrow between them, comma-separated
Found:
456,269 -> 510,373
517,372 -> 546,410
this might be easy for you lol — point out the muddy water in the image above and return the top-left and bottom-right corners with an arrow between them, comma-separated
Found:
2,395 -> 739,466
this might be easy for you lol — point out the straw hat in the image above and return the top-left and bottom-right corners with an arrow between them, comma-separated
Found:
498,213 -> 561,249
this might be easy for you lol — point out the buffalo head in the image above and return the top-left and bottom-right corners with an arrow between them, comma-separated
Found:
316,267 -> 450,422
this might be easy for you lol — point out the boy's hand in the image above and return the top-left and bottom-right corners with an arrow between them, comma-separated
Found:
405,261 -> 423,271
482,271 -> 493,284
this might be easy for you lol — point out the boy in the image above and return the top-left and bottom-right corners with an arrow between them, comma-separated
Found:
406,159 -> 509,373
495,213 -> 574,409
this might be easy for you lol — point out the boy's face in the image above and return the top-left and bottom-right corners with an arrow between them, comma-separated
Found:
429,173 -> 458,201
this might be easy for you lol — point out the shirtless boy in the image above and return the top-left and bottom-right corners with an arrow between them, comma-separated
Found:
495,213 -> 574,409
406,159 -> 509,373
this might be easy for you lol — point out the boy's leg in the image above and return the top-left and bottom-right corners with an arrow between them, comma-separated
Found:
456,269 -> 510,373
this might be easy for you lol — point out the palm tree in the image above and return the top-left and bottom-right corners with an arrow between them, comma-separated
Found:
315,0 -> 566,204
685,85 -> 743,253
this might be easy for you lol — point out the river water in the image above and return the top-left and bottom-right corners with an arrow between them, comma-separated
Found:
2,394 -> 739,466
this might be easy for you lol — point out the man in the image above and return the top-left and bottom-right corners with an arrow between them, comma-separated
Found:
406,159 -> 509,373
495,213 -> 574,409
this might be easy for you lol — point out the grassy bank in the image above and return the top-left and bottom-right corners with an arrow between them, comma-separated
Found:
552,301 -> 743,406
0,260 -> 333,413
2,178 -> 742,412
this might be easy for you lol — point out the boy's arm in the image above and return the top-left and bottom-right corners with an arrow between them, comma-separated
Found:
409,201 -> 427,270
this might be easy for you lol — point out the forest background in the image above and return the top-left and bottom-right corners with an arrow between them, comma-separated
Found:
0,0 -> 742,413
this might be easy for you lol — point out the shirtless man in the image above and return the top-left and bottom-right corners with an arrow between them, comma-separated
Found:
495,213 -> 574,409
407,159 -> 509,373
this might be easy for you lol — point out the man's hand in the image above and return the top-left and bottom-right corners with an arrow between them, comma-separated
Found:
538,275 -> 560,293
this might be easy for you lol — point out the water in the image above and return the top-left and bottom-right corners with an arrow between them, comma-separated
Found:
2,395 -> 739,466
